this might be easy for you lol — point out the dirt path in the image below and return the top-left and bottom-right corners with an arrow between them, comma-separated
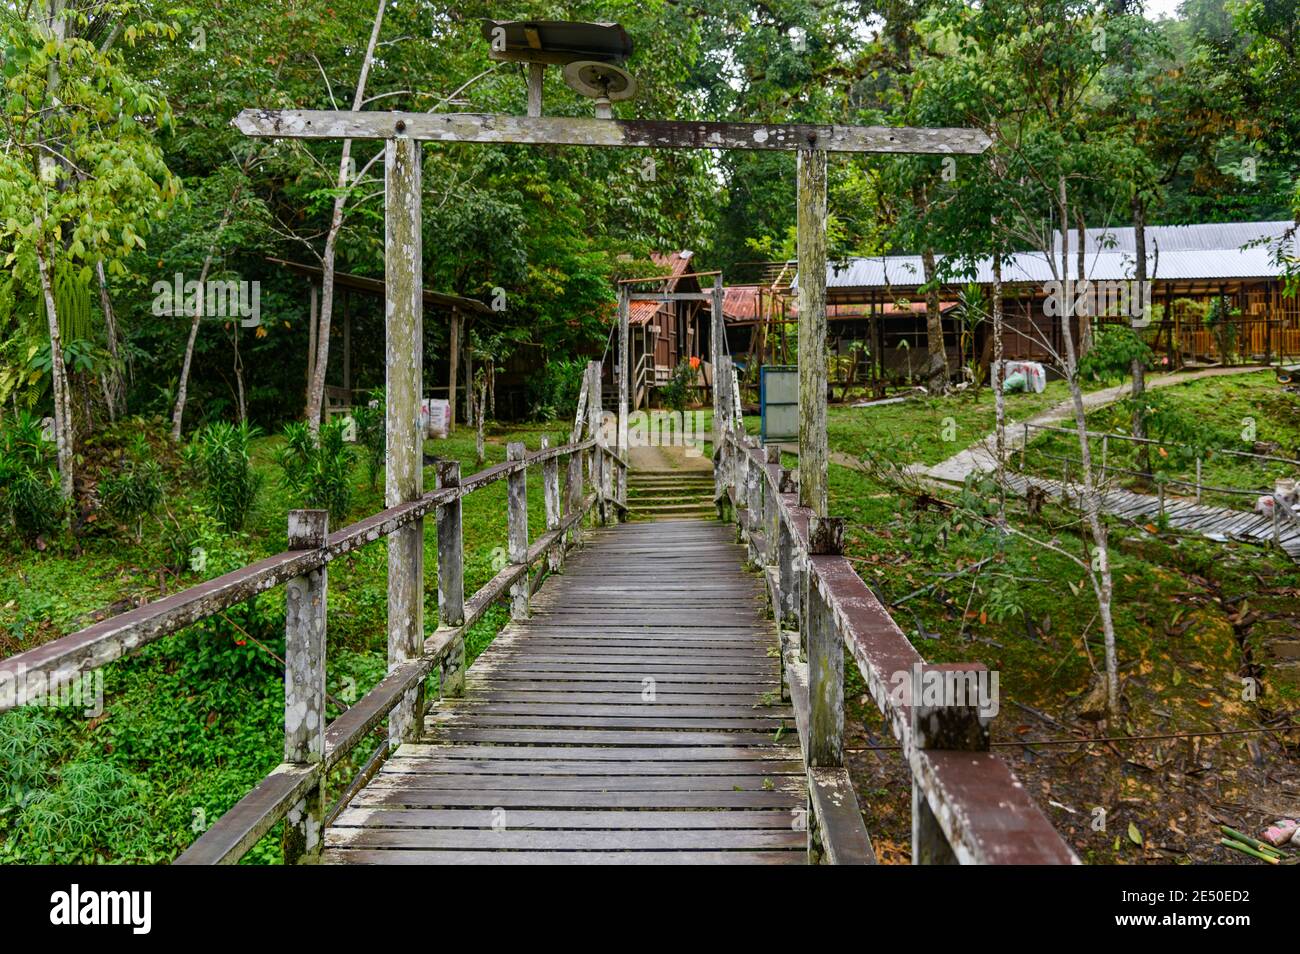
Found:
628,443 -> 712,472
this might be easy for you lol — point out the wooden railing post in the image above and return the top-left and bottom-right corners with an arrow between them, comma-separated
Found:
587,362 -> 606,525
745,443 -> 763,561
507,441 -> 530,618
777,468 -> 799,631
542,436 -> 562,571
734,436 -> 751,545
283,509 -> 328,864
910,662 -> 992,865
764,444 -> 780,564
435,460 -> 465,697
714,356 -> 734,520
807,516 -> 845,768
566,446 -> 584,549
384,134 -> 425,747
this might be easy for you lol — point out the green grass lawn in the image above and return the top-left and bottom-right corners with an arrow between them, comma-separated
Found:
826,381 -> 1077,466
1021,372 -> 1300,509
821,382 -> 1300,864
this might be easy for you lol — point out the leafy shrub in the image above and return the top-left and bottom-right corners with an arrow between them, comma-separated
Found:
1125,391 -> 1236,464
186,421 -> 262,531
660,358 -> 699,413
350,389 -> 385,490
0,411 -> 65,543
277,419 -> 355,524
1079,324 -> 1153,383
98,436 -> 165,542
526,358 -> 586,421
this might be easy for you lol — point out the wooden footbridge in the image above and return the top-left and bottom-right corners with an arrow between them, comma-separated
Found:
0,359 -> 1076,865
0,39 -> 1079,863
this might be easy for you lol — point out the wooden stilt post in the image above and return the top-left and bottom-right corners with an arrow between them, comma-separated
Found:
283,509 -> 328,864
507,441 -> 530,618
384,135 -> 425,746
797,146 -> 829,516
542,436 -> 562,572
436,459 -> 465,697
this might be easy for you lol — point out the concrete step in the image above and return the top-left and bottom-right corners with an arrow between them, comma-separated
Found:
628,478 -> 715,489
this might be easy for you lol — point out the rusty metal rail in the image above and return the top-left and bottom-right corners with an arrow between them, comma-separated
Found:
712,359 -> 1078,865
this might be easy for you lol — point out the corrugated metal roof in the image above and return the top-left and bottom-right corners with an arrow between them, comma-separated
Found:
722,284 -> 760,321
806,220 -> 1297,291
627,251 -> 694,325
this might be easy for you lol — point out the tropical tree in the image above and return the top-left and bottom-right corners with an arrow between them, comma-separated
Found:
0,5 -> 178,499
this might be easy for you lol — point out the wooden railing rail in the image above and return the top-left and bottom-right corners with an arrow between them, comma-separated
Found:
0,361 -> 628,866
713,372 -> 1078,865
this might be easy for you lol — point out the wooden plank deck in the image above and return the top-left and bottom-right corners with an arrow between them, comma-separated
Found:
324,519 -> 807,864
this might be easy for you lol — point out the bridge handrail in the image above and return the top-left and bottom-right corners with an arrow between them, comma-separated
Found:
0,361 -> 625,865
713,366 -> 1078,865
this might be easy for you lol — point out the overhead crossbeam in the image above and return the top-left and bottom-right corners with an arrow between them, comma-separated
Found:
233,110 -> 991,154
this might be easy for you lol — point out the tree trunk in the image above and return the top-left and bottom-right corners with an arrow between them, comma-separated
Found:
170,186 -> 241,442
1131,193 -> 1150,477
1076,210 -> 1092,357
1057,181 -> 1120,720
992,251 -> 1006,524
95,259 -> 124,420
304,0 -> 387,434
475,372 -> 487,466
920,245 -> 947,391
37,243 -> 74,501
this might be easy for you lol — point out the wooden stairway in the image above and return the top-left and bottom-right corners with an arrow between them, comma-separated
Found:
627,469 -> 716,520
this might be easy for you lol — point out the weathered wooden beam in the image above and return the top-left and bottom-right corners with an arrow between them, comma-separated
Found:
628,291 -> 713,302
586,361 -> 606,525
384,135 -> 425,747
175,764 -> 319,865
797,147 -> 829,516
541,437 -> 562,572
282,509 -> 328,865
435,460 -> 465,698
233,110 -> 992,155
616,287 -> 629,521
507,441 -> 529,619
